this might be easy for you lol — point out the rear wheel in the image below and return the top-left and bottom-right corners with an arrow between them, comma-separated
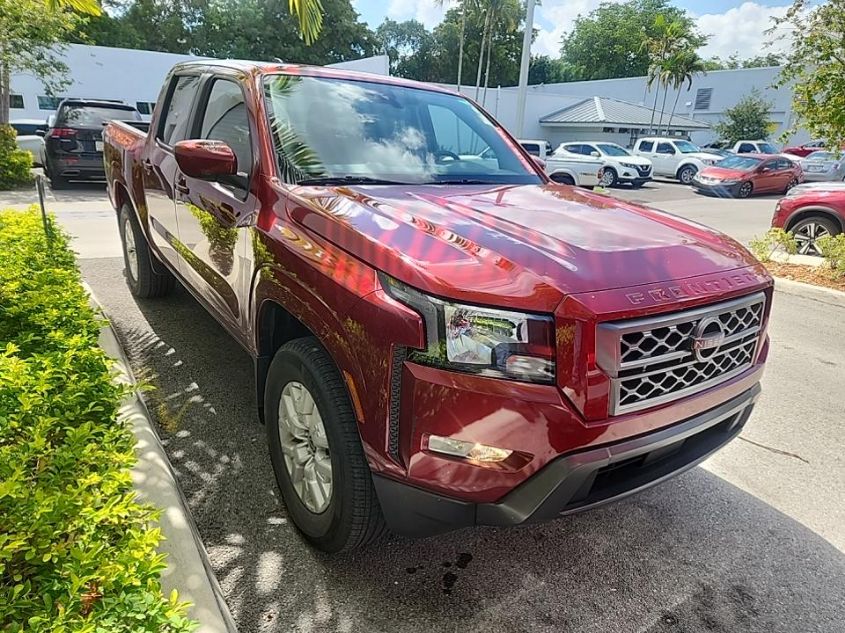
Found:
790,216 -> 840,256
677,165 -> 697,185
265,337 -> 386,552
118,204 -> 175,298
784,177 -> 799,194
737,181 -> 754,198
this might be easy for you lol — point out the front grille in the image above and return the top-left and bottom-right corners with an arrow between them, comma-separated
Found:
596,293 -> 765,415
636,165 -> 651,175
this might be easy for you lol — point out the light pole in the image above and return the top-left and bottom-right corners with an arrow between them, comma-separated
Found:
514,0 -> 536,137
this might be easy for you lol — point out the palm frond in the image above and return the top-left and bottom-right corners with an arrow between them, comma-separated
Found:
45,0 -> 101,16
289,0 -> 324,45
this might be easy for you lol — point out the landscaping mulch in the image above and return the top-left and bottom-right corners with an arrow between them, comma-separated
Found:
765,261 -> 845,293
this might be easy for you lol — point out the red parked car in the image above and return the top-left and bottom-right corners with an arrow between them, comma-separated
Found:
772,185 -> 845,255
692,154 -> 802,198
783,140 -> 827,158
104,61 -> 772,552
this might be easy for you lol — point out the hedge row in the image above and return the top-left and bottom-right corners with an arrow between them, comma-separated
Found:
0,208 -> 195,632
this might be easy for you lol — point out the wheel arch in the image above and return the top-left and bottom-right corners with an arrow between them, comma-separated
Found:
548,169 -> 576,185
251,271 -> 370,430
784,206 -> 845,234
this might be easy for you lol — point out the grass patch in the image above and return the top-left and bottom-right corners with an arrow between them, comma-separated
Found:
0,207 -> 195,631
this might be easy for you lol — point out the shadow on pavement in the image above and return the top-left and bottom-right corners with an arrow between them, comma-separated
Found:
81,258 -> 845,633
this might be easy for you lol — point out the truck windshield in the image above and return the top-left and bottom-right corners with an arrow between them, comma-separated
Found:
263,74 -> 542,185
674,140 -> 701,154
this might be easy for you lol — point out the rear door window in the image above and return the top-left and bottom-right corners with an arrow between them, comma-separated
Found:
158,75 -> 200,146
737,143 -> 756,153
638,140 -> 653,152
522,143 -> 540,156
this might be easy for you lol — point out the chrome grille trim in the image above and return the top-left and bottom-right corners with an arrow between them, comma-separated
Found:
597,292 -> 765,415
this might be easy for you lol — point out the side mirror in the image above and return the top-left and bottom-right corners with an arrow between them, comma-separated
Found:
590,151 -> 600,157
174,139 -> 237,179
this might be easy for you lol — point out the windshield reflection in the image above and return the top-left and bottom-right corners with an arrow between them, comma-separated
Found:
263,74 -> 541,186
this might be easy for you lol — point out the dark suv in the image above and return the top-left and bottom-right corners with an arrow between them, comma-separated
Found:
45,99 -> 142,188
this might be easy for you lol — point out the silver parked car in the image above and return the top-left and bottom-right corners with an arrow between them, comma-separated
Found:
800,150 -> 845,182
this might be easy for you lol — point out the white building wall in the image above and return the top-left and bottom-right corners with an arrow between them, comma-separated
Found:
504,66 -> 802,145
9,44 -> 389,122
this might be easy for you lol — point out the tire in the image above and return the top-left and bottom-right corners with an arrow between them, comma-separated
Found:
550,173 -> 575,186
784,177 -> 798,194
118,203 -> 175,298
48,164 -> 69,190
265,337 -> 386,552
599,167 -> 618,187
737,181 -> 753,198
790,215 -> 840,256
677,165 -> 697,185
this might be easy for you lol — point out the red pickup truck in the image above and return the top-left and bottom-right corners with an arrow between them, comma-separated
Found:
105,61 -> 772,552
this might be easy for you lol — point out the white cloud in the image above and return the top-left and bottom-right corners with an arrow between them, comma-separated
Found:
386,0 -> 447,28
534,0 -> 622,57
693,2 -> 793,60
532,1 -> 793,62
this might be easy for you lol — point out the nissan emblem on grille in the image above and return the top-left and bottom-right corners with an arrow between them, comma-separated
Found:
595,293 -> 765,415
691,317 -> 726,361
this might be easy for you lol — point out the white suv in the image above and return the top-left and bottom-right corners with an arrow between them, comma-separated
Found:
633,137 -> 723,185
556,141 -> 653,188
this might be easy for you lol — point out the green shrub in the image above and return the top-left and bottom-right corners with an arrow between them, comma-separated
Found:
817,233 -> 845,278
749,228 -> 797,262
0,125 -> 33,190
0,208 -> 195,632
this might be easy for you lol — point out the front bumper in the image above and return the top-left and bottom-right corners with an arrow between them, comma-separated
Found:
374,384 -> 760,537
692,180 -> 742,197
802,171 -> 840,182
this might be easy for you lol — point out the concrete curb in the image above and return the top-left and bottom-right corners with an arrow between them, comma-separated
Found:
86,284 -> 238,633
773,276 -> 845,306
770,251 -> 824,267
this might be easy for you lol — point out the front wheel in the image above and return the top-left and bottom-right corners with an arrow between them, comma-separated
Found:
784,178 -> 799,194
550,173 -> 575,186
737,181 -> 753,198
677,165 -> 697,185
265,337 -> 386,552
599,167 -> 618,187
791,216 -> 840,256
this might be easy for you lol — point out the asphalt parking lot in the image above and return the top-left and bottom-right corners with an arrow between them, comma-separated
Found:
7,180 -> 845,632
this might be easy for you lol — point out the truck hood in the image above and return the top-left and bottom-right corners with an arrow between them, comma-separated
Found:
289,183 -> 757,311
687,152 -> 724,162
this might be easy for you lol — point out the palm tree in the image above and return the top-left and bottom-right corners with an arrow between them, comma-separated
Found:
435,0 -> 474,92
642,14 -> 687,134
662,50 -> 706,135
481,0 -> 519,104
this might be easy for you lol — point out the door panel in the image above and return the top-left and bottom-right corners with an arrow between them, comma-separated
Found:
173,77 -> 257,331
145,74 -> 201,270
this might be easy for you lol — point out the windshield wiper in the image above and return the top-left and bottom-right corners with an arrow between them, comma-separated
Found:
296,175 -> 408,185
426,178 -> 491,185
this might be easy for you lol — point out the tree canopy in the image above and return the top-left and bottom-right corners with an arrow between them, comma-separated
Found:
559,0 -> 705,81
772,0 -> 845,148
713,91 -> 774,143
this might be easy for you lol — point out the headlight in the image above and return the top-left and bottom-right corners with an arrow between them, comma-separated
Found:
380,274 -> 555,384
702,159 -> 716,166
620,162 -> 638,169
720,179 -> 739,185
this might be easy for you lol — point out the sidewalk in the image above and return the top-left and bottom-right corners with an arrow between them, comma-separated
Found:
92,286 -> 237,633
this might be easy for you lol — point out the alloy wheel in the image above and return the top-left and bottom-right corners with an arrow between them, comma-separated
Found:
278,381 -> 332,513
794,222 -> 832,256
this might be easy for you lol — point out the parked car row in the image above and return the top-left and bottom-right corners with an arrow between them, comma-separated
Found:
771,183 -> 845,255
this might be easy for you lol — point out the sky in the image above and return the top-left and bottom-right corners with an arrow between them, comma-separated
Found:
352,0 -> 797,60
